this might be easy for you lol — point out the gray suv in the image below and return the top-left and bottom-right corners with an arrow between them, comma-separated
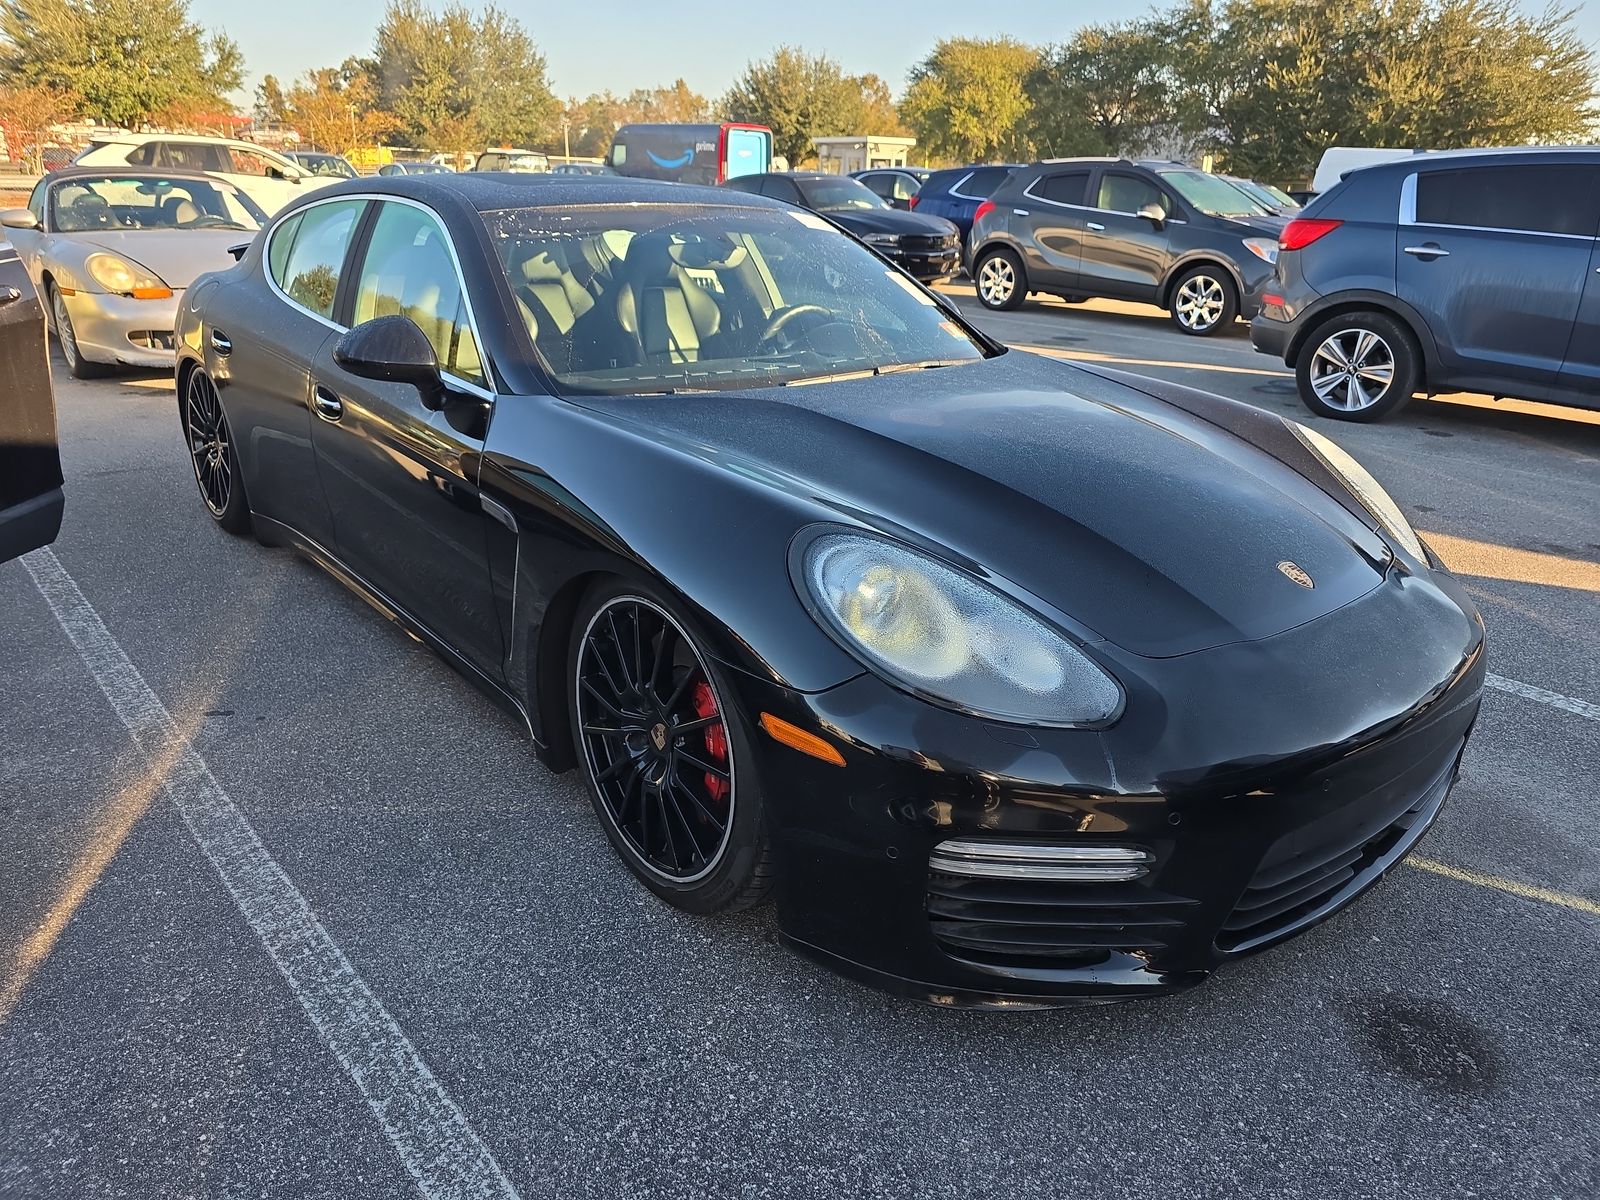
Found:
969,158 -> 1286,335
1251,147 -> 1600,421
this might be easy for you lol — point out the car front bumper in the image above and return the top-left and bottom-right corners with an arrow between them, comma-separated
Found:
885,245 -> 961,282
719,562 -> 1485,1008
63,289 -> 181,368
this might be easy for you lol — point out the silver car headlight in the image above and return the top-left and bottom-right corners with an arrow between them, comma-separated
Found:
800,531 -> 1121,726
85,252 -> 169,298
1287,420 -> 1426,561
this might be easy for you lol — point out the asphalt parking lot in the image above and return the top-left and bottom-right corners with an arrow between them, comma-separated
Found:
3,291 -> 1597,1199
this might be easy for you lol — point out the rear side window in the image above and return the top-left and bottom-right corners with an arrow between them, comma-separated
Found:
1414,165 -> 1600,237
1036,170 -> 1090,206
161,143 -> 228,172
953,167 -> 1011,199
759,177 -> 804,204
859,173 -> 893,199
273,200 -> 365,319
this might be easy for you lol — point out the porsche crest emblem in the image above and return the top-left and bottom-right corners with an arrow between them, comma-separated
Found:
1277,560 -> 1315,589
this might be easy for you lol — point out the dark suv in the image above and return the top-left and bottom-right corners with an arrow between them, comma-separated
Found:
969,158 -> 1286,335
907,165 -> 1018,245
1251,147 -> 1600,421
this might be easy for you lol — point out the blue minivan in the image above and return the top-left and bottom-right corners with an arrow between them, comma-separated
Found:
1252,147 -> 1600,421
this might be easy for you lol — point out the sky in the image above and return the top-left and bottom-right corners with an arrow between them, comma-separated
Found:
193,0 -> 1600,108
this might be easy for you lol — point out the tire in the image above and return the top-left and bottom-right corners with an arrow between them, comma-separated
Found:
182,368 -> 251,534
48,282 -> 116,379
568,576 -> 774,914
974,247 -> 1026,311
1294,311 -> 1420,423
1168,265 -> 1238,336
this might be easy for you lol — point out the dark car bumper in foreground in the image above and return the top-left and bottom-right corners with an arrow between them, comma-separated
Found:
717,565 -> 1485,1008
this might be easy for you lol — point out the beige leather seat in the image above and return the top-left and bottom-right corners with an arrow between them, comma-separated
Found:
613,236 -> 723,364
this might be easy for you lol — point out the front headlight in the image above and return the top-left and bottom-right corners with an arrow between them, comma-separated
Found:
1287,420 -> 1426,561
800,532 -> 1121,726
1242,237 -> 1279,265
85,252 -> 170,298
861,232 -> 901,247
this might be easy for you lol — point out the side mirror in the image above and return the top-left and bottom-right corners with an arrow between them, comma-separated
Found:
332,316 -> 445,409
0,208 -> 40,231
227,242 -> 251,262
1137,202 -> 1167,226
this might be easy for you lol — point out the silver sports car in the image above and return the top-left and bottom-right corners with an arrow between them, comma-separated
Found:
0,167 -> 266,378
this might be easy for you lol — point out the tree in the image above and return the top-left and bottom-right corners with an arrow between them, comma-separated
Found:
624,79 -> 712,124
0,0 -> 241,127
722,47 -> 899,165
374,0 -> 555,149
900,38 -> 1039,163
0,82 -> 79,170
283,65 -> 395,154
1026,23 -> 1177,158
1154,0 -> 1598,182
255,74 -> 287,126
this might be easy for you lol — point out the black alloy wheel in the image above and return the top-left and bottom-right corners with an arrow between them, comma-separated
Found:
184,368 -> 250,533
569,581 -> 773,913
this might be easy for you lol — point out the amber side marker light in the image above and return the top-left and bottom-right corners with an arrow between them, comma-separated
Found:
758,712 -> 846,766
131,287 -> 173,300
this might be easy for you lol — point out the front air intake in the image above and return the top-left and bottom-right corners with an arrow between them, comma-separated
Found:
928,840 -> 1150,882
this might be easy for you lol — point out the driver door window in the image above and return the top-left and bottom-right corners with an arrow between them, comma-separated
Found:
227,147 -> 276,177
350,202 -> 484,386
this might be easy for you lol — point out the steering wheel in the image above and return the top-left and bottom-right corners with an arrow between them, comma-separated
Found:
757,304 -> 832,347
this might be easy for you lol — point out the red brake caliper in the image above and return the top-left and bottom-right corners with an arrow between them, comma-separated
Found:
691,680 -> 729,803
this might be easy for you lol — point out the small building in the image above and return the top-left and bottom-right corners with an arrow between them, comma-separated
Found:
812,135 -> 916,175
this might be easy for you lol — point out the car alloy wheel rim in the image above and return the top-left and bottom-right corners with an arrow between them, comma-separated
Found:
1175,275 -> 1226,330
185,371 -> 232,516
978,256 -> 1014,306
1309,328 -> 1396,411
575,596 -> 734,883
52,289 -> 79,367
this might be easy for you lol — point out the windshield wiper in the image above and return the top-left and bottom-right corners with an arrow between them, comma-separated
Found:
780,359 -> 971,387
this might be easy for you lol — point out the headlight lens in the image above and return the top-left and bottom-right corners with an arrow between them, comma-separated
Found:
85,252 -> 168,296
861,232 -> 901,247
801,532 -> 1121,726
1288,420 -> 1427,561
1242,237 -> 1279,265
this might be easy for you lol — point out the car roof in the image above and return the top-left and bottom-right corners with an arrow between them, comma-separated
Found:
43,165 -> 232,184
94,132 -> 258,147
298,173 -> 790,214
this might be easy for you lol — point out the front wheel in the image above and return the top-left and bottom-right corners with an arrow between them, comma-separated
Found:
568,578 -> 774,914
48,283 -> 115,379
974,248 -> 1026,311
1168,266 -> 1237,336
183,368 -> 251,533
1295,312 -> 1420,422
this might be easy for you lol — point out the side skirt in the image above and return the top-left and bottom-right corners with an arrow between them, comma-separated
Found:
250,514 -> 543,749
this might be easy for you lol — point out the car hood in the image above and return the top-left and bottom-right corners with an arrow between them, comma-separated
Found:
64,230 -> 258,289
576,353 -> 1392,658
824,208 -> 958,238
1217,213 -> 1288,239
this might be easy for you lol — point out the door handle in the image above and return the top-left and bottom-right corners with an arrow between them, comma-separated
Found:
1012,209 -> 1030,216
0,285 -> 20,306
1087,221 -> 1106,231
1403,244 -> 1449,258
210,328 -> 232,355
312,385 -> 343,422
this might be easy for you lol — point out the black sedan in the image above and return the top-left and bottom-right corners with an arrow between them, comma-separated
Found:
174,175 -> 1485,1008
722,172 -> 961,282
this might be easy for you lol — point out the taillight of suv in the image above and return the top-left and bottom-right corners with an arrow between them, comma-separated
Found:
907,194 -> 919,210
1279,218 -> 1343,251
973,200 -> 996,224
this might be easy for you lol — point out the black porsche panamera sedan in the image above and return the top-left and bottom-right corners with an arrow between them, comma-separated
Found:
174,175 -> 1485,1008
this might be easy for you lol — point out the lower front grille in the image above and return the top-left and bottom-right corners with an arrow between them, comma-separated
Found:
127,330 -> 175,350
1218,749 -> 1459,952
928,872 -> 1196,971
901,235 -> 958,253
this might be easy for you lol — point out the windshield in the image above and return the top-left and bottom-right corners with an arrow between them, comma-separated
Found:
484,203 -> 989,396
795,177 -> 888,212
49,175 -> 266,232
296,155 -> 355,178
1158,169 -> 1273,218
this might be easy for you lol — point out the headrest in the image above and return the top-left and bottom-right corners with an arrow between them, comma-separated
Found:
668,239 -> 748,271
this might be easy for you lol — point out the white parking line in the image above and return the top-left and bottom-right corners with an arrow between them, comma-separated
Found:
21,548 -> 521,1200
1486,672 -> 1600,723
